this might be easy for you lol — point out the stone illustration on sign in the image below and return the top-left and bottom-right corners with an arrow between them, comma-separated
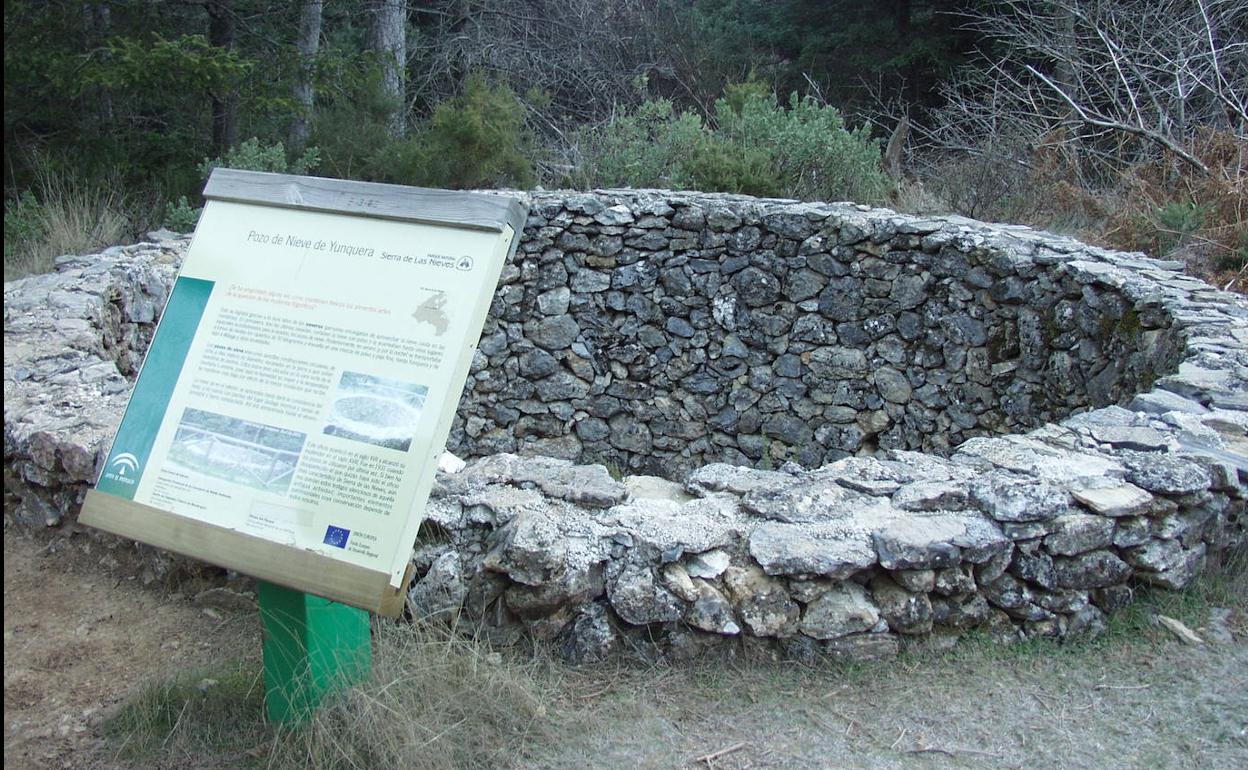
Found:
321,371 -> 428,452
168,407 -> 306,494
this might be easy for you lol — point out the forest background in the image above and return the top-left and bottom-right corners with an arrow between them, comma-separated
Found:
4,0 -> 1245,289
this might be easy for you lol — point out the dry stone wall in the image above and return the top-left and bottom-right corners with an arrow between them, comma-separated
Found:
4,191 -> 1247,662
454,191 -> 1189,477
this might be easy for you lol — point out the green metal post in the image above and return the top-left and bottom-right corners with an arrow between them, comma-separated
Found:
258,581 -> 372,724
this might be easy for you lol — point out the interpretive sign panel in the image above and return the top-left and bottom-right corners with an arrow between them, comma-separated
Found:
80,169 -> 527,615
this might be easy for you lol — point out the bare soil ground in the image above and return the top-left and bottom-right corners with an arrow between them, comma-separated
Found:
3,529 -> 258,770
4,528 -> 1246,770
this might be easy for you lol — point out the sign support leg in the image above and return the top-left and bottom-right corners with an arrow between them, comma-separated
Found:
258,581 -> 372,724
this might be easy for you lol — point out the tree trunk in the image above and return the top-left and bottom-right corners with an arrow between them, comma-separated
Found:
87,3 -> 115,127
369,0 -> 407,138
289,0 -> 323,151
207,0 -> 239,153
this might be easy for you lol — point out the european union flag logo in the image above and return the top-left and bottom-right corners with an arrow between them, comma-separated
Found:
323,525 -> 350,548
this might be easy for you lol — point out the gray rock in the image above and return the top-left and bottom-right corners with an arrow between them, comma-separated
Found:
870,576 -> 933,635
557,602 -> 617,663
1088,426 -> 1171,451
536,287 -> 571,315
1066,605 -> 1108,638
660,563 -> 697,601
1120,452 -> 1213,495
742,479 -> 873,523
1135,541 -> 1207,589
799,582 -> 880,639
933,566 -> 976,596
874,366 -> 912,404
1043,513 -> 1115,556
872,522 -> 961,570
609,414 -> 653,453
1010,545 -> 1057,590
1090,584 -> 1134,613
733,266 -> 781,307
685,549 -> 731,579
1053,550 -> 1132,589
593,205 -> 635,226
1070,483 -> 1154,517
606,562 -> 685,625
686,580 -> 741,635
723,566 -> 800,637
1112,517 -> 1152,548
931,593 -> 992,629
808,346 -> 868,378
604,496 -> 738,557
406,552 -> 467,620
981,573 -> 1033,610
1122,539 -> 1208,591
969,476 -> 1072,522
1128,390 -> 1210,415
892,481 -> 968,512
750,521 -> 877,578
530,314 -> 581,349
894,569 -> 936,593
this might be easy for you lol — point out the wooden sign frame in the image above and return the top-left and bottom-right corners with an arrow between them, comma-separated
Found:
80,170 -> 527,616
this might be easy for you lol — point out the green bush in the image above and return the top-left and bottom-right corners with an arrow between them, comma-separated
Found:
1153,200 -> 1207,255
577,98 -> 707,191
364,75 -> 536,189
162,195 -> 202,233
197,137 -> 321,178
413,75 -> 535,189
577,83 -> 889,203
161,139 -> 322,233
313,74 -> 536,190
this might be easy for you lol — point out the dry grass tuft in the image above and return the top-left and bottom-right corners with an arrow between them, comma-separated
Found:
4,157 -> 151,282
267,621 -> 557,770
103,619 -> 560,770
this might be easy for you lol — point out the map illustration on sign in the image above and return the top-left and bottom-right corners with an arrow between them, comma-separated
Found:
411,290 -> 450,335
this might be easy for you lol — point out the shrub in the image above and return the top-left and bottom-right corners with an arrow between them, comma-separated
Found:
577,83 -> 890,203
161,138 -> 323,233
366,75 -> 536,189
161,195 -> 202,233
197,137 -> 321,178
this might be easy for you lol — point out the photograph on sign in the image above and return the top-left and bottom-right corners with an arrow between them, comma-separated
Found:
83,173 -> 523,607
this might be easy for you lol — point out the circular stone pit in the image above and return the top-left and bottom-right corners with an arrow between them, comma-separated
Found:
3,190 -> 1246,663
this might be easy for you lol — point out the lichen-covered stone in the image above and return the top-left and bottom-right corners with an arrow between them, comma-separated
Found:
723,566 -> 800,637
968,476 -> 1072,522
1044,513 -> 1116,556
799,582 -> 880,639
1053,550 -> 1132,589
870,576 -> 933,635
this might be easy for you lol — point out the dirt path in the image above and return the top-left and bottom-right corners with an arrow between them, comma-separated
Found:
3,529 -> 259,770
4,528 -> 1246,769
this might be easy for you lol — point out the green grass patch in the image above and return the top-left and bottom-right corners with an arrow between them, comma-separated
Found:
102,657 -> 268,765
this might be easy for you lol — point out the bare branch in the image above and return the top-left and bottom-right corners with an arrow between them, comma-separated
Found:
1025,64 -> 1211,174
